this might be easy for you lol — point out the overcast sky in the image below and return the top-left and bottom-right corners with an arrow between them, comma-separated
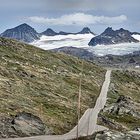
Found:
0,0 -> 140,34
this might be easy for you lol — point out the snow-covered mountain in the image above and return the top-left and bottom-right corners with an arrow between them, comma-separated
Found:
88,27 -> 139,46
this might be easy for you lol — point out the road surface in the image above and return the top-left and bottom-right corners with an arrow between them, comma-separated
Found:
4,70 -> 111,140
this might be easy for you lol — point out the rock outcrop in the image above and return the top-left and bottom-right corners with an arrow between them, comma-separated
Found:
0,112 -> 51,138
103,95 -> 140,118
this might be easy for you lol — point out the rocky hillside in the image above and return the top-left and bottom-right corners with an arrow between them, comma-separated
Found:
52,46 -> 140,69
92,51 -> 140,68
88,27 -> 139,46
73,69 -> 140,140
52,47 -> 95,61
0,37 -> 105,138
98,70 -> 140,133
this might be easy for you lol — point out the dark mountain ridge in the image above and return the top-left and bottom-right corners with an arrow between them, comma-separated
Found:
0,24 -> 95,42
88,27 -> 139,46
41,27 -> 95,36
0,23 -> 40,43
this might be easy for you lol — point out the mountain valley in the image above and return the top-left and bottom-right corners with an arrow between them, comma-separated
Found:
0,24 -> 140,140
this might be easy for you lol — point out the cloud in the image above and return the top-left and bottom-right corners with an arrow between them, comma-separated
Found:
28,13 -> 127,26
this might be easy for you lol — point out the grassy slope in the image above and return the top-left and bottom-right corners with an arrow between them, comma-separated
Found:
99,69 -> 140,131
0,37 -> 105,134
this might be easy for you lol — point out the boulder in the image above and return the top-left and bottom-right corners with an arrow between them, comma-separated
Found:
11,112 -> 49,137
0,112 -> 51,138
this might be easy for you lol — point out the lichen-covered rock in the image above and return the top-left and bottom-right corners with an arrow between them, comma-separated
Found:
11,112 -> 50,136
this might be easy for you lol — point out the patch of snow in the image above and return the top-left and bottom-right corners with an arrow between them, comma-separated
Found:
132,34 -> 140,41
135,65 -> 140,68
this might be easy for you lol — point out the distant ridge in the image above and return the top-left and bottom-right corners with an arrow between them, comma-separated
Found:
41,28 -> 57,36
0,24 -> 95,42
1,24 -> 140,45
41,27 -> 95,36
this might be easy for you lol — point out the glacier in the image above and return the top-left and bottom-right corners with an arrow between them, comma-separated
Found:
88,43 -> 140,56
31,34 -> 94,50
31,34 -> 140,56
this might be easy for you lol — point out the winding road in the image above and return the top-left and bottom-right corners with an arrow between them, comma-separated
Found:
4,70 -> 111,140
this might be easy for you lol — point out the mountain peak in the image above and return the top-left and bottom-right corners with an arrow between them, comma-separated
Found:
101,27 -> 116,37
82,27 -> 91,31
14,23 -> 35,31
0,23 -> 39,43
19,23 -> 30,27
117,28 -> 130,33
46,28 -> 55,32
78,27 -> 95,34
105,27 -> 113,30
41,28 -> 57,36
103,27 -> 114,33
119,28 -> 126,31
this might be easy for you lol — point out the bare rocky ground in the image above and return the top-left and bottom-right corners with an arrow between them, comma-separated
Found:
96,70 -> 140,140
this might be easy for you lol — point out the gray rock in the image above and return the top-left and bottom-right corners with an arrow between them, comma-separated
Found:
11,112 -> 48,136
103,95 -> 140,118
98,114 -> 125,131
0,112 -> 51,138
